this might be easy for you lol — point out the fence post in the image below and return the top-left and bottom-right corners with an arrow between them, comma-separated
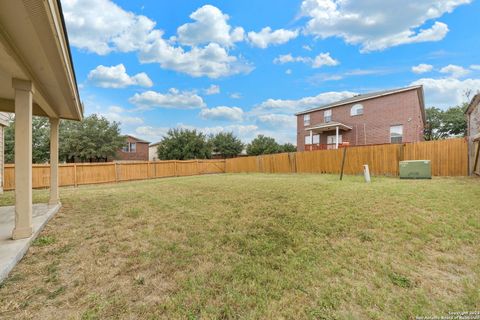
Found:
288,152 -> 297,173
114,162 -> 119,183
73,163 -> 77,187
174,161 -> 177,177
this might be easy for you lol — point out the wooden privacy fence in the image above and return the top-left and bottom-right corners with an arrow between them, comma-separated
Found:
3,160 -> 226,191
2,139 -> 468,190
226,138 -> 468,177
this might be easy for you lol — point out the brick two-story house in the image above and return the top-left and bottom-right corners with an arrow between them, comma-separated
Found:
296,85 -> 426,151
116,135 -> 150,161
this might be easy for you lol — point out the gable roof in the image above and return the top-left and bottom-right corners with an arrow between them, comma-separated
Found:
465,93 -> 480,115
125,135 -> 150,144
295,85 -> 425,120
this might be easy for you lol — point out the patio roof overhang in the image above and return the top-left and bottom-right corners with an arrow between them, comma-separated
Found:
0,0 -> 82,121
305,122 -> 352,133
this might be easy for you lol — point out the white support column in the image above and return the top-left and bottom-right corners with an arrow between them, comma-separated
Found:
309,130 -> 313,151
49,118 -> 60,205
335,126 -> 339,149
12,79 -> 34,240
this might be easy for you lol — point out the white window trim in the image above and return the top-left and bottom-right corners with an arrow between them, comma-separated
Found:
123,142 -> 137,153
304,114 -> 310,126
390,125 -> 403,143
305,135 -> 312,145
324,109 -> 332,123
350,104 -> 364,116
327,134 -> 343,144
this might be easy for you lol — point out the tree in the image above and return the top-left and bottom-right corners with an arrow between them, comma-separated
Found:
424,104 -> 468,140
157,128 -> 212,160
424,107 -> 447,141
5,116 -> 51,163
210,132 -> 244,158
59,114 -> 125,162
279,143 -> 297,153
246,135 -> 280,155
441,104 -> 468,137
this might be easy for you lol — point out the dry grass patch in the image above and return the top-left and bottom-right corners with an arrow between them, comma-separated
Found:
0,174 -> 479,319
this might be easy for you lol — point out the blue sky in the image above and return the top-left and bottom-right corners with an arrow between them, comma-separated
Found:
62,0 -> 480,144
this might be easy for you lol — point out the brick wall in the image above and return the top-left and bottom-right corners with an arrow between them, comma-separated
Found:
116,136 -> 149,161
297,89 -> 425,151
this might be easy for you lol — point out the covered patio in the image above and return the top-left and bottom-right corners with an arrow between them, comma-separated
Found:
305,121 -> 352,151
0,1 -> 82,281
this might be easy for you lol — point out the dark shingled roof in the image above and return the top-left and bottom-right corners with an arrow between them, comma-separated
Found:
295,85 -> 424,116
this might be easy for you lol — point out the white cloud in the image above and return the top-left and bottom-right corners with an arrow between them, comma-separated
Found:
303,45 -> 312,51
252,91 -> 357,115
412,63 -> 433,74
129,88 -> 206,110
204,84 -> 220,95
439,64 -> 470,78
100,106 -> 144,125
230,93 -> 242,99
139,41 -> 253,78
312,53 -> 340,68
273,54 -> 302,64
199,106 -> 244,122
286,69 -> 292,75
257,114 -> 296,129
247,27 -> 298,49
411,77 -> 480,108
470,65 -> 480,71
62,0 -> 158,55
135,125 -> 169,142
273,52 -> 339,68
63,0 -> 253,78
88,64 -> 153,88
300,0 -> 470,52
176,5 -> 244,47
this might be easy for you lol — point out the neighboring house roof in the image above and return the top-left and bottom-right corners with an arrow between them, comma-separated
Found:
465,93 -> 480,115
124,135 -> 150,144
0,0 -> 83,120
295,85 -> 426,124
149,141 -> 161,147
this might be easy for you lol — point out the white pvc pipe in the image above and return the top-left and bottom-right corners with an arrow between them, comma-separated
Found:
363,164 -> 371,183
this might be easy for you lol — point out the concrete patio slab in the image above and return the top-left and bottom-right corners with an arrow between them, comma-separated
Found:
0,203 -> 61,283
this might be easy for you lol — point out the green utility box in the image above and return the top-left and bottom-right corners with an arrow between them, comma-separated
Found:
399,160 -> 432,179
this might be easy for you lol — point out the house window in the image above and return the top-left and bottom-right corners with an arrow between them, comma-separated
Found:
324,109 -> 332,123
123,142 -> 137,153
304,114 -> 310,126
305,135 -> 312,145
327,135 -> 343,145
350,104 -> 364,116
313,134 -> 320,144
390,125 -> 403,144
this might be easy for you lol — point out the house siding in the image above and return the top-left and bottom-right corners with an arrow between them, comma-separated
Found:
297,89 -> 425,151
149,145 -> 159,161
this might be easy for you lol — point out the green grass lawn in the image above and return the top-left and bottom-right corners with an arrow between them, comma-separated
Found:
0,174 -> 479,319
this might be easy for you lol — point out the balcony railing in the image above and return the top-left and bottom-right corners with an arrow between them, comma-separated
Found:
305,142 -> 349,151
